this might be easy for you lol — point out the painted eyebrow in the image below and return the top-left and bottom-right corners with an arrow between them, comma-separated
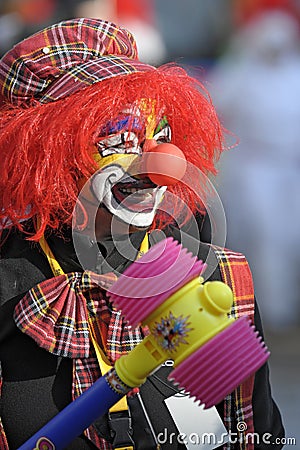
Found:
101,116 -> 144,135
154,116 -> 169,134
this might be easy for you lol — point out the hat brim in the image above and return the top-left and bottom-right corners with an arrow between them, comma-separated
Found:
40,55 -> 155,103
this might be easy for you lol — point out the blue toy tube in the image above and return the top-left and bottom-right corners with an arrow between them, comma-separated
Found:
17,369 -> 129,450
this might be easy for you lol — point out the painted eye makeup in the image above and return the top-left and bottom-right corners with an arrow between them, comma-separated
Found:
95,114 -> 171,157
152,123 -> 171,144
95,115 -> 144,157
96,131 -> 142,157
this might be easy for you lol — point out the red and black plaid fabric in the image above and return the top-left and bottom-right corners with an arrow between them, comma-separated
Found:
213,247 -> 255,450
0,363 -> 9,450
5,249 -> 256,450
40,54 -> 153,103
13,270 -> 144,449
0,18 -> 153,107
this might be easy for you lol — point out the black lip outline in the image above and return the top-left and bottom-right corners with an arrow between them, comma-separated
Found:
112,179 -> 160,211
91,163 -> 161,212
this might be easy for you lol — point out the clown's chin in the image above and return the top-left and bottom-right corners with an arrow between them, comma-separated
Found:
110,200 -> 158,229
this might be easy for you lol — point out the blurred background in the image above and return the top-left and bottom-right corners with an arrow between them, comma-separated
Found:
0,0 -> 299,445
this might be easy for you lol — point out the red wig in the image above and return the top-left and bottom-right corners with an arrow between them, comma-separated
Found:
0,65 -> 225,240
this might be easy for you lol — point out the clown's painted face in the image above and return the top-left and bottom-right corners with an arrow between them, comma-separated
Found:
89,104 -> 171,229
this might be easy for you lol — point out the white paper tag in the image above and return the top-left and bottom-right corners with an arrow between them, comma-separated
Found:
162,393 -> 229,449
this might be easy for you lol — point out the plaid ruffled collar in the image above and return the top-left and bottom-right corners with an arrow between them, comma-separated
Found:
14,271 -> 117,359
13,269 -> 144,449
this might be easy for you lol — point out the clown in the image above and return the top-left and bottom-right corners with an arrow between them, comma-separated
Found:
0,18 -> 284,450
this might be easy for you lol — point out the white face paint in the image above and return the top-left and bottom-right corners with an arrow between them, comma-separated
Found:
91,109 -> 171,228
91,163 -> 167,227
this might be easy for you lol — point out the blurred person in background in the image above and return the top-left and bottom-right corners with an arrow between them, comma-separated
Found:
209,3 -> 300,330
74,0 -> 167,65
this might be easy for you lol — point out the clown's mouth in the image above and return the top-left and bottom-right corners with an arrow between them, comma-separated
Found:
112,181 -> 160,212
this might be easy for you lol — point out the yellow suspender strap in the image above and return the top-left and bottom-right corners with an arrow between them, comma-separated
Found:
38,230 -> 149,415
90,329 -> 128,412
39,233 -> 64,277
137,232 -> 149,259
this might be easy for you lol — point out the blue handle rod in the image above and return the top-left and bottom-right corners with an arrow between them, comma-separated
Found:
18,370 -> 127,450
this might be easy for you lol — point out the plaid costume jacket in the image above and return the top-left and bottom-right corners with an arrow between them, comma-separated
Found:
0,226 -> 284,450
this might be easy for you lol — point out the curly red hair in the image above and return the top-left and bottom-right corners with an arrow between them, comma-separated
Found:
0,65 -> 225,240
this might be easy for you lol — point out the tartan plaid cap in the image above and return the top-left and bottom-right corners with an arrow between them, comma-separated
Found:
0,17 -> 154,107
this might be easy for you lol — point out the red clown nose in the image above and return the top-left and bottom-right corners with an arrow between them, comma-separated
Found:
143,140 -> 187,186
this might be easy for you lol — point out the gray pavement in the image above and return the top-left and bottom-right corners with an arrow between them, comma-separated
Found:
264,326 -> 300,448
